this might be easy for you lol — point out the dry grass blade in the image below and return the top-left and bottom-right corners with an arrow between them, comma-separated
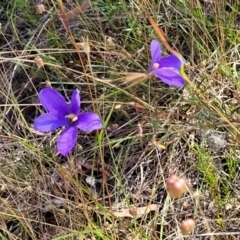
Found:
112,204 -> 160,218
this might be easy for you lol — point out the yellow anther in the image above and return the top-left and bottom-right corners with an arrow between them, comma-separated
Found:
65,114 -> 78,122
153,63 -> 159,68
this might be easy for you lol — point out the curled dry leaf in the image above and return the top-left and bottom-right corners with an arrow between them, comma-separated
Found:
122,72 -> 151,86
112,204 -> 159,218
114,102 -> 146,110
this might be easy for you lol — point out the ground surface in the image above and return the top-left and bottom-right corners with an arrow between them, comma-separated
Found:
0,0 -> 240,239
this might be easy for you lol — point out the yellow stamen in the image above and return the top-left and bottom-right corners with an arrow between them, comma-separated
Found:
65,113 -> 78,122
153,63 -> 159,68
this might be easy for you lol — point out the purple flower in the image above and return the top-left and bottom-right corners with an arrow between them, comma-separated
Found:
149,40 -> 185,87
34,88 -> 102,156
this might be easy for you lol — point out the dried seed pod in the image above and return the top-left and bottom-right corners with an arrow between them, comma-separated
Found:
136,123 -> 143,140
180,218 -> 195,235
106,37 -> 114,46
76,144 -> 83,152
76,41 -> 90,54
166,175 -> 187,198
199,60 -> 207,69
26,185 -> 33,193
111,124 -> 119,130
45,81 -> 51,87
182,201 -> 189,210
34,56 -> 44,68
118,220 -> 128,230
35,4 -> 46,14
114,104 -> 122,110
136,30 -> 142,36
0,184 -> 6,193
153,140 -> 166,151
102,221 -> 110,229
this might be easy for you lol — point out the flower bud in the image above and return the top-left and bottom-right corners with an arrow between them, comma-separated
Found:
166,175 -> 187,198
180,218 -> 195,235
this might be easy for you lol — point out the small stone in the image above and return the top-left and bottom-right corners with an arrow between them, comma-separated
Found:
85,176 -> 96,187
205,132 -> 227,152
225,203 -> 233,211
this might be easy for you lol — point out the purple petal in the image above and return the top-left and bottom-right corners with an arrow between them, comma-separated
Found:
70,89 -> 80,114
34,113 -> 68,132
150,40 -> 162,70
57,125 -> 77,156
158,55 -> 182,70
76,112 -> 102,132
39,88 -> 69,116
154,67 -> 185,87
